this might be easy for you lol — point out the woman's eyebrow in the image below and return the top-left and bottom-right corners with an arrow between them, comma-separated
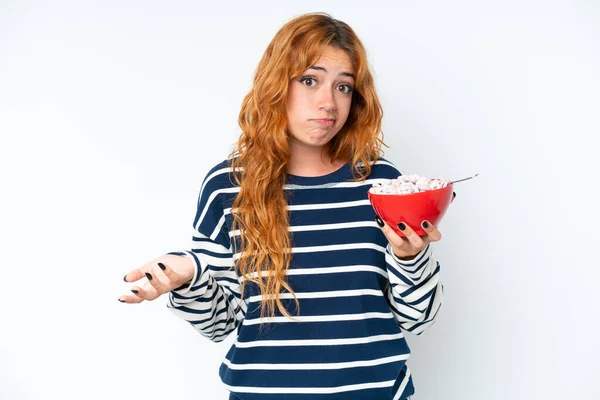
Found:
307,65 -> 355,79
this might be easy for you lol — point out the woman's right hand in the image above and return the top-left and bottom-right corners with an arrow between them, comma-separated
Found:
118,254 -> 196,304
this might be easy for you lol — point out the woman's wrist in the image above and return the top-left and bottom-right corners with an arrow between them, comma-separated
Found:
394,252 -> 417,261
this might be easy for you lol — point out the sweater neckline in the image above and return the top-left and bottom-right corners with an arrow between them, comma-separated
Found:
286,162 -> 352,185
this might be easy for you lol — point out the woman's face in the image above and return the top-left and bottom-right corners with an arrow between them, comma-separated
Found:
285,46 -> 355,152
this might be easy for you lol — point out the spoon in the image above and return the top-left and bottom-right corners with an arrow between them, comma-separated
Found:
449,173 -> 479,185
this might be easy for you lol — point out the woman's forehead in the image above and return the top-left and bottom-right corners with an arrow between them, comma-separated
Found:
303,47 -> 355,75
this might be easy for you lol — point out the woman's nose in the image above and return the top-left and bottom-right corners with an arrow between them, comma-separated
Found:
317,87 -> 336,112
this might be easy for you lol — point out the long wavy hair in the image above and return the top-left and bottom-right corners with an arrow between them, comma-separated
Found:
227,12 -> 388,321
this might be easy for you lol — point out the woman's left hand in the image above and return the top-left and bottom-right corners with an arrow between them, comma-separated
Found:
375,216 -> 443,260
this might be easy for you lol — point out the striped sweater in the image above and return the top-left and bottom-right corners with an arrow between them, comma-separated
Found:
166,156 -> 443,400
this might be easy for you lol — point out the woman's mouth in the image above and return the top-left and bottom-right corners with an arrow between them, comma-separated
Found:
313,119 -> 335,127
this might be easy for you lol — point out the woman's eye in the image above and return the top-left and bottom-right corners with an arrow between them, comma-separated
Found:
300,77 -> 317,86
338,84 -> 354,94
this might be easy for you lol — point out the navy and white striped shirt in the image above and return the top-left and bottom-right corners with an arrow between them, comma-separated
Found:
166,156 -> 443,400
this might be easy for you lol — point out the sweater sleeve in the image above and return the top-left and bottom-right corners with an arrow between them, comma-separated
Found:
384,242 -> 444,335
376,159 -> 444,335
165,167 -> 246,342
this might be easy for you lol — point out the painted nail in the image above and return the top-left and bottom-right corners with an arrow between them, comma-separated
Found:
398,222 -> 406,231
145,272 -> 153,280
123,275 -> 128,282
158,262 -> 166,271
375,216 -> 384,227
422,221 -> 429,229
131,289 -> 139,294
118,299 -> 125,303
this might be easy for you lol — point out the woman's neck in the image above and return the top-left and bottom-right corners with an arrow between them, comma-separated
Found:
287,149 -> 345,177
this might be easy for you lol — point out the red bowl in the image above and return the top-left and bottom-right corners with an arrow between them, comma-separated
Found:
368,182 -> 455,237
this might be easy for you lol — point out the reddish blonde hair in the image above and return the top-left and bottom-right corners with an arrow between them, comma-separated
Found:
227,12 -> 388,321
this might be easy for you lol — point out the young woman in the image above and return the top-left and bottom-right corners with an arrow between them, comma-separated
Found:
120,12 -> 444,400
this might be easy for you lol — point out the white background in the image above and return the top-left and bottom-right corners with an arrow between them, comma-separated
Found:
1,1 -> 599,399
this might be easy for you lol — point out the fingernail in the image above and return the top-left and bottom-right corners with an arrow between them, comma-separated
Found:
118,298 -> 125,303
422,221 -> 429,229
123,275 -> 128,282
375,216 -> 384,227
145,272 -> 153,280
131,289 -> 139,294
398,222 -> 406,231
453,192 -> 456,199
158,262 -> 166,271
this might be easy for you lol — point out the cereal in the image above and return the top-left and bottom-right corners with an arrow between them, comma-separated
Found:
369,174 -> 450,194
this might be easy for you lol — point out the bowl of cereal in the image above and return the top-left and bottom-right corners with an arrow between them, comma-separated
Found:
368,174 -> 456,237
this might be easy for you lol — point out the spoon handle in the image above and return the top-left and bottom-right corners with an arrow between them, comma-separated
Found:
449,173 -> 479,185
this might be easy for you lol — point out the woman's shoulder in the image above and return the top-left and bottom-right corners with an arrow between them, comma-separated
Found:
199,155 -> 241,192
208,157 -> 236,175
359,156 -> 402,178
